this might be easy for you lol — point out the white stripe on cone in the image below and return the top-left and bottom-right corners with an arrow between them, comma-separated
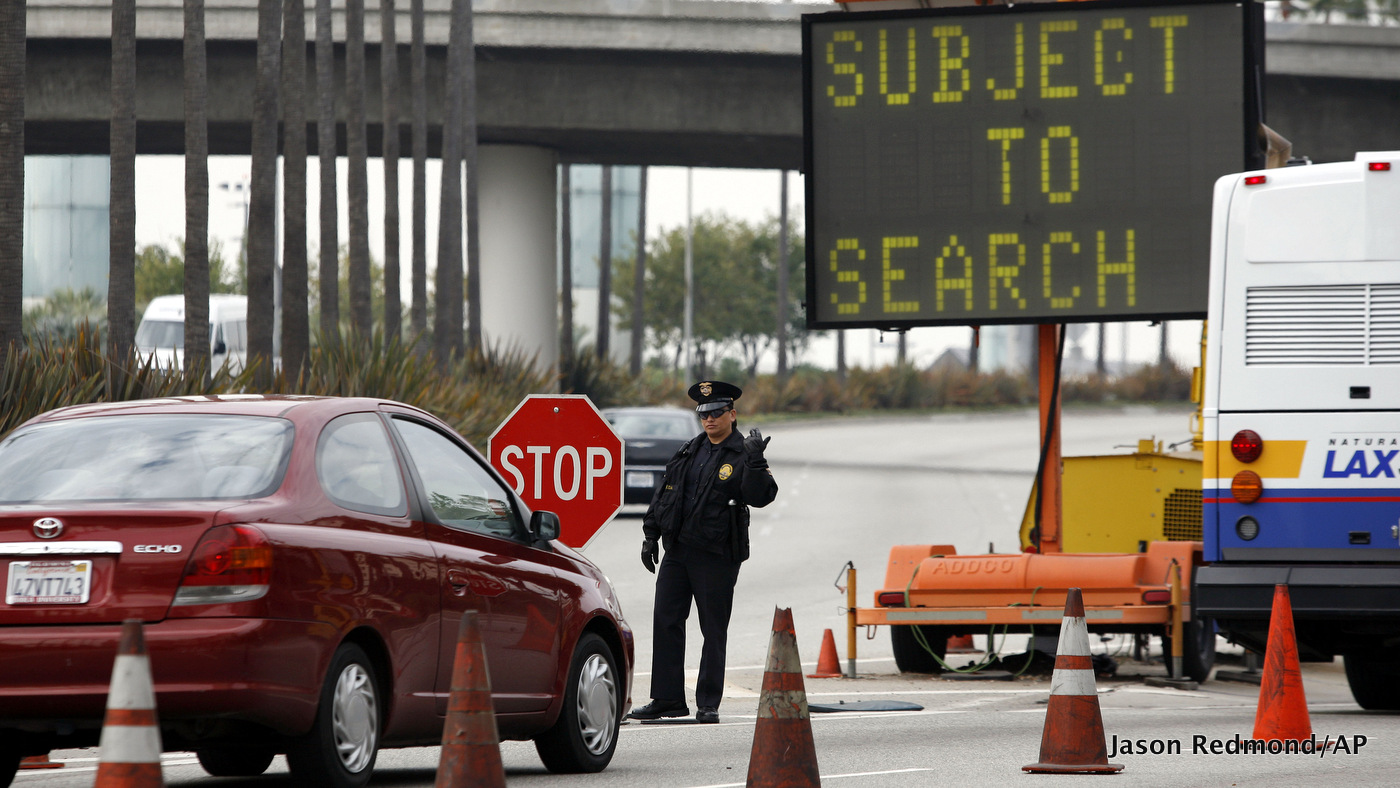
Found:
1055,615 -> 1091,657
1048,614 -> 1097,696
99,653 -> 161,763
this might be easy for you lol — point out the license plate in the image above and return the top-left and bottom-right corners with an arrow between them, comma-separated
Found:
626,471 -> 655,489
6,560 -> 93,605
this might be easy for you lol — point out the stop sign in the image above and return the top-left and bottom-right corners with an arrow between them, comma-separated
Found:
488,395 -> 624,548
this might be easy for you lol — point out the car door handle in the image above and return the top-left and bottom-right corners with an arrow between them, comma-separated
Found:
447,569 -> 471,597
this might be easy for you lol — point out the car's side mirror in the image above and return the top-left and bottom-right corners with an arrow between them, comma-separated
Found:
212,339 -> 227,355
529,511 -> 561,543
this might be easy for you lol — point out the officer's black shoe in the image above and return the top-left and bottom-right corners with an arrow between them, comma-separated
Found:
696,706 -> 719,724
627,699 -> 690,720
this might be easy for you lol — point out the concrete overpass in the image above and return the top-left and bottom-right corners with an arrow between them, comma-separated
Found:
21,0 -> 1400,370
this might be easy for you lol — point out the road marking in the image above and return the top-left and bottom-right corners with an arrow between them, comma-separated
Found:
687,767 -> 935,787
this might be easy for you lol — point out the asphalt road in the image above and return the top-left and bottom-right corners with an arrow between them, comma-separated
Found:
19,405 -> 1400,787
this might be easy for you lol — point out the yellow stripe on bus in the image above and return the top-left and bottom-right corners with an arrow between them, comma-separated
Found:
1203,440 -> 1307,480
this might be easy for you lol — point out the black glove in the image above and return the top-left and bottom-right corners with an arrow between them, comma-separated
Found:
744,428 -> 771,456
641,537 -> 658,574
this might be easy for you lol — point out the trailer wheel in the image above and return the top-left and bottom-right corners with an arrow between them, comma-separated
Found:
891,625 -> 947,674
1343,652 -> 1400,711
1162,615 -> 1217,683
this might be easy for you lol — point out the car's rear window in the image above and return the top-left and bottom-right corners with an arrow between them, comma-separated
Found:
0,414 -> 294,503
606,412 -> 697,440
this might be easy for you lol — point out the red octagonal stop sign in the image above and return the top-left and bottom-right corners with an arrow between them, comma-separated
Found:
488,395 -> 624,548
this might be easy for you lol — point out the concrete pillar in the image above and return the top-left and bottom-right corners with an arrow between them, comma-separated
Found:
478,144 -> 558,375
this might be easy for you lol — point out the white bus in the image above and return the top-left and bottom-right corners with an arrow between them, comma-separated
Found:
1195,151 -> 1400,711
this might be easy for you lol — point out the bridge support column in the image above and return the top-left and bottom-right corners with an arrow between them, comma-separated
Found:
478,144 -> 558,376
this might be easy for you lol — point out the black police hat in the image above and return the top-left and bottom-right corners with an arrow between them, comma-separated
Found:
687,380 -> 742,415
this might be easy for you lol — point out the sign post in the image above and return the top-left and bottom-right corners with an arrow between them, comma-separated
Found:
488,395 -> 625,549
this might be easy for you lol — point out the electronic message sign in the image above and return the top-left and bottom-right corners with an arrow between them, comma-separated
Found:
803,0 -> 1263,329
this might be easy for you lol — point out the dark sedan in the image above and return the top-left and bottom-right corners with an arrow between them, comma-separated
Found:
602,407 -> 702,505
0,396 -> 633,788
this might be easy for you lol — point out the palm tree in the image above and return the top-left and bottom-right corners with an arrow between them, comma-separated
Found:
346,0 -> 372,334
462,0 -> 480,354
434,0 -> 466,365
315,0 -> 338,343
380,0 -> 402,343
409,0 -> 428,351
595,166 -> 611,360
109,0 -> 137,364
0,0 -> 27,358
184,0 -> 211,376
247,0 -> 282,384
630,167 -> 647,376
281,0 -> 309,376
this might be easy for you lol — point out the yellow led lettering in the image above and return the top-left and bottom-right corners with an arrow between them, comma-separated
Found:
1095,19 -> 1133,97
879,28 -> 916,106
882,236 -> 920,314
830,239 -> 867,315
1039,20 -> 1078,99
1042,232 -> 1082,309
1150,15 -> 1188,94
935,236 -> 975,312
987,128 -> 1026,206
988,233 -> 1027,310
931,26 -> 970,103
986,23 -> 1024,101
1040,126 -> 1079,205
827,31 -> 864,108
1096,229 -> 1137,307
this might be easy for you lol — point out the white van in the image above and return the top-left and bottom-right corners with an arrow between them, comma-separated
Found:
135,294 -> 248,372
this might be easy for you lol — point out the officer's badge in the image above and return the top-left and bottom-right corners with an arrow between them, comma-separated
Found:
718,463 -> 733,481
699,382 -> 713,397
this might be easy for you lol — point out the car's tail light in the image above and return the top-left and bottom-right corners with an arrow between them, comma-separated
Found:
1230,430 -> 1263,463
173,525 -> 271,605
1231,470 -> 1263,504
877,591 -> 908,607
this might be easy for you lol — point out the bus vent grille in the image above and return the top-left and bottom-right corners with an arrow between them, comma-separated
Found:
1245,284 -> 1400,365
1163,488 -> 1202,541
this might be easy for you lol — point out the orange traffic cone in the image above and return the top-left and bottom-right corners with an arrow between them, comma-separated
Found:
435,610 -> 505,788
748,607 -> 820,788
1253,584 -> 1312,743
95,619 -> 164,788
19,755 -> 64,770
1023,589 -> 1124,774
947,634 -> 978,654
806,628 -> 843,678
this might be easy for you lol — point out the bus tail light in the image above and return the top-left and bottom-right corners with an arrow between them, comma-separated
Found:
1231,430 -> 1263,463
1244,175 -> 1268,186
1369,162 -> 1392,172
1231,471 -> 1263,504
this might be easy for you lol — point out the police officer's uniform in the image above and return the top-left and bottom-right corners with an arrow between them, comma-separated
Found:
630,381 -> 778,723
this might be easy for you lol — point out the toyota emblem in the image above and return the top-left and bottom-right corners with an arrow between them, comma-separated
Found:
33,517 -> 64,539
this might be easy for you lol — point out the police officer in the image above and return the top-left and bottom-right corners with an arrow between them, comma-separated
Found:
628,381 -> 778,724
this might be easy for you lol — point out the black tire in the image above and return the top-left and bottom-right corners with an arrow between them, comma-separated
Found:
534,633 -> 621,773
891,624 -> 947,674
1343,651 -> 1400,711
0,744 -> 19,788
197,746 -> 276,777
286,644 -> 381,788
1162,615 -> 1217,683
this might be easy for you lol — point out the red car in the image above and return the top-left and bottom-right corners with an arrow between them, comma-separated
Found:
0,396 -> 633,787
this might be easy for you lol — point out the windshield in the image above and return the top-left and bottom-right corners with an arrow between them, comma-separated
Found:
606,412 -> 698,440
0,414 -> 294,503
135,320 -> 185,350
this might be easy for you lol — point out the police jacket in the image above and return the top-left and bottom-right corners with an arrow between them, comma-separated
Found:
641,428 -> 778,562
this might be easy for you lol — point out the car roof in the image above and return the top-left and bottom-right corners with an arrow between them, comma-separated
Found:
22,395 -> 431,427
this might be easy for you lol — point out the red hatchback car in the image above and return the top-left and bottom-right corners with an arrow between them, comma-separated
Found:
0,396 -> 633,787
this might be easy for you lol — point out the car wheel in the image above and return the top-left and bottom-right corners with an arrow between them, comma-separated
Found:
1343,651 -> 1400,711
196,746 -> 276,777
287,644 -> 380,788
534,633 -> 620,774
0,744 -> 20,788
891,624 -> 947,674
